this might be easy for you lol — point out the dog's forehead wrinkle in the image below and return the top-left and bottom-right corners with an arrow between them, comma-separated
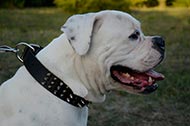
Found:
113,11 -> 141,29
116,14 -> 123,20
69,28 -> 73,33
98,11 -> 135,29
68,18 -> 73,22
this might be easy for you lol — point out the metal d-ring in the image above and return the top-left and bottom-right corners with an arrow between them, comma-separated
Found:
15,42 -> 35,63
0,45 -> 18,53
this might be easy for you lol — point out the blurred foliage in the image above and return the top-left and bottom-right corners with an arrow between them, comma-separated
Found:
53,0 -> 168,14
24,0 -> 54,7
53,0 -> 131,13
0,0 -> 25,8
163,0 -> 190,7
173,0 -> 190,7
166,0 -> 175,6
0,0 -> 54,8
0,0 -> 190,11
144,0 -> 159,7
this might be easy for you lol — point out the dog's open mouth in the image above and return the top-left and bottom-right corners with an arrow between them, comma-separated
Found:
110,65 -> 164,94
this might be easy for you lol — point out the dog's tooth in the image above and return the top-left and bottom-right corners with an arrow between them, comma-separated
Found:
124,73 -> 130,77
148,77 -> 153,82
131,77 -> 134,80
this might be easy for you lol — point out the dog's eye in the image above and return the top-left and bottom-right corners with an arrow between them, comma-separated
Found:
129,30 -> 140,40
129,34 -> 138,40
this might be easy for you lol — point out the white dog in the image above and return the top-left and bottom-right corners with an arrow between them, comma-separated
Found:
0,10 -> 165,126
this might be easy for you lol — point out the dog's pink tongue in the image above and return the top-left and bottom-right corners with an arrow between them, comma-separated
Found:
145,70 -> 165,80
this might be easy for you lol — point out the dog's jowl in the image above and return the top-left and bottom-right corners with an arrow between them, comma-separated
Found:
0,10 -> 165,126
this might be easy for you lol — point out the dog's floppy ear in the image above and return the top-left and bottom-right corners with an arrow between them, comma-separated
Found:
61,13 -> 98,55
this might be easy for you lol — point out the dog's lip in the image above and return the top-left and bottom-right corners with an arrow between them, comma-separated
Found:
140,83 -> 159,94
110,65 -> 164,93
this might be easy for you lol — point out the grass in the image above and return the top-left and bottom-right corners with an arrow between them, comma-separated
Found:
0,7 -> 190,126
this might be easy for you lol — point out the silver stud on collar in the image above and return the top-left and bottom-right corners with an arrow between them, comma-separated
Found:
20,43 -> 89,108
54,91 -> 57,94
46,73 -> 51,76
81,100 -> 85,104
41,82 -> 45,85
57,86 -> 60,90
60,82 -> 63,86
70,94 -> 73,99
44,77 -> 48,81
77,103 -> 82,108
67,98 -> 70,102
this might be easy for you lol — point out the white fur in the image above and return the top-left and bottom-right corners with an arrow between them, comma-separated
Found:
0,10 -> 163,126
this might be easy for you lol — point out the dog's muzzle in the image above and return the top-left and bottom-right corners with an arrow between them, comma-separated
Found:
110,36 -> 165,94
152,36 -> 165,55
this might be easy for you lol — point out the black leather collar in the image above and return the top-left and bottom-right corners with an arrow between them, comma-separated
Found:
23,45 -> 89,108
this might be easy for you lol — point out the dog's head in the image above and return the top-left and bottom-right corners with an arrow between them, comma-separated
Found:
62,10 -> 165,101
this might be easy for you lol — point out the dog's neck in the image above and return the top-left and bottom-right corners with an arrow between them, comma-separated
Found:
36,34 -> 106,103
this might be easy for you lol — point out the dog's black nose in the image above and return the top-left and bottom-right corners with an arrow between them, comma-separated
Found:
152,36 -> 165,52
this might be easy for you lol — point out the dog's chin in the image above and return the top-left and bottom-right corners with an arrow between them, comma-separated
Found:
110,65 -> 164,94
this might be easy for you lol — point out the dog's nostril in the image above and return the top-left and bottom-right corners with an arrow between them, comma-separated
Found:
152,36 -> 165,51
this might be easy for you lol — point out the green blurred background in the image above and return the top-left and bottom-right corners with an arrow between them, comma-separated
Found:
0,0 -> 190,126
1,0 -> 190,12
